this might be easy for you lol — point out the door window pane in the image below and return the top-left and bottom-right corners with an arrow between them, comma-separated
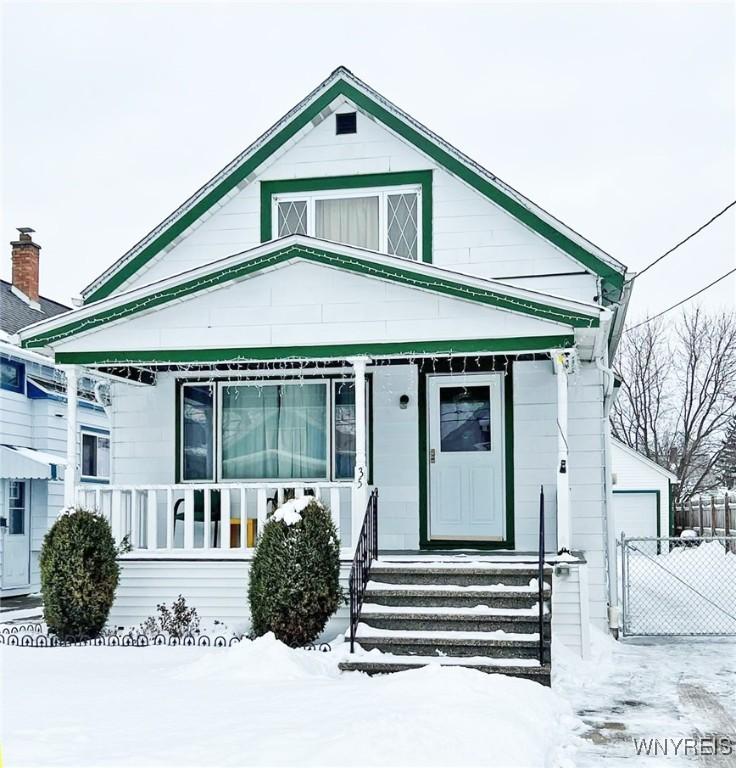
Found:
8,481 -> 25,534
387,193 -> 418,259
221,384 -> 327,480
182,386 -> 214,481
315,196 -> 379,250
439,386 -> 491,452
277,200 -> 308,237
82,433 -> 97,477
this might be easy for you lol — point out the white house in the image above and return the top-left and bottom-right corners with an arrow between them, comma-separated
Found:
611,439 -> 678,541
1,231 -> 111,596
18,68 -> 634,674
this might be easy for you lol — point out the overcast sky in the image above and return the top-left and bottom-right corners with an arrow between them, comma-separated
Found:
3,1 -> 734,323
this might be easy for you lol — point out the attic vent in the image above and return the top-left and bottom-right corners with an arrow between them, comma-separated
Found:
336,112 -> 357,135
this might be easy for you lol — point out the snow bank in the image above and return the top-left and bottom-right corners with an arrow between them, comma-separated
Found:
175,632 -> 341,681
271,496 -> 323,526
3,638 -> 579,767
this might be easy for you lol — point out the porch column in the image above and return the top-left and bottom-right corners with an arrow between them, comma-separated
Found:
553,351 -> 571,553
61,365 -> 79,508
348,356 -> 370,546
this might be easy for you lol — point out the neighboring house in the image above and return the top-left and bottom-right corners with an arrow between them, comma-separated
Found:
18,68 -> 634,668
1,230 -> 110,596
611,439 -> 678,541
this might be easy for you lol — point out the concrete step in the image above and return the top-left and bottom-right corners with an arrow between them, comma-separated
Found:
363,584 -> 551,610
338,657 -> 551,686
371,562 -> 552,588
360,608 -> 551,635
354,633 -> 549,660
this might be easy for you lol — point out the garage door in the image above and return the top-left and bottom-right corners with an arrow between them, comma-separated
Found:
613,491 -> 658,540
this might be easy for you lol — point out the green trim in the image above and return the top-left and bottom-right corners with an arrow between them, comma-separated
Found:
260,171 -> 433,264
25,245 -> 597,349
612,489 -> 662,538
52,335 -> 575,366
419,361 -> 515,551
84,77 -> 624,304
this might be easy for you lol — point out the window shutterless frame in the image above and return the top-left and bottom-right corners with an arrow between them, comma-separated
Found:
179,382 -> 217,483
79,428 -> 111,483
330,378 -> 371,482
215,379 -> 332,483
272,184 -> 423,260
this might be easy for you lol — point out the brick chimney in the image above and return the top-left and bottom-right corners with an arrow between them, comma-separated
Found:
11,227 -> 41,303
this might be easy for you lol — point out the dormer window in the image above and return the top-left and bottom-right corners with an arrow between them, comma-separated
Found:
274,186 -> 420,260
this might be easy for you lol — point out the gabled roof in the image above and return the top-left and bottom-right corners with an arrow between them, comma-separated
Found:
21,235 -> 604,352
612,439 -> 679,482
0,279 -> 70,336
82,67 -> 627,305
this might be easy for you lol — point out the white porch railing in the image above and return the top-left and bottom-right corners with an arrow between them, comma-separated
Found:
75,482 -> 352,554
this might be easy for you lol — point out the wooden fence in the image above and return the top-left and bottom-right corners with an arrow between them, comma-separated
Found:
674,493 -> 734,539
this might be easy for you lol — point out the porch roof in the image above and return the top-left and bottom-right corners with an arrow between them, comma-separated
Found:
20,236 -> 607,363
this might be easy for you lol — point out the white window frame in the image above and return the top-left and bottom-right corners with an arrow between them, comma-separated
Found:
331,379 -> 371,482
216,379 -> 333,483
7,480 -> 28,536
79,429 -> 111,483
180,382 -> 217,484
272,184 -> 423,260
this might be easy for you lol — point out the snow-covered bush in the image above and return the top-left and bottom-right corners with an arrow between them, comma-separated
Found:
248,497 -> 342,647
40,507 -> 119,640
139,596 -> 201,639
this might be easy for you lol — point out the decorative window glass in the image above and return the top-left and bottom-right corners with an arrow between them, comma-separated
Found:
8,481 -> 26,535
0,357 -> 25,394
272,186 -> 421,260
277,200 -> 308,237
387,193 -> 418,259
182,385 -> 215,481
81,432 -> 111,480
439,386 -> 491,452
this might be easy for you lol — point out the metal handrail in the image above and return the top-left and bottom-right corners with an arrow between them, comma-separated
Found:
538,485 -> 546,666
348,488 -> 379,653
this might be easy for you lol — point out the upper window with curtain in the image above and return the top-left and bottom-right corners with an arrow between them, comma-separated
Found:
274,186 -> 420,260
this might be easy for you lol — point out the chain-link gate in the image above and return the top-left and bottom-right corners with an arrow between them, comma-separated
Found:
621,535 -> 736,636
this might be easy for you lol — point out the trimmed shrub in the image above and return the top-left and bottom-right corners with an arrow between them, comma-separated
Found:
40,508 -> 120,640
248,498 -> 342,646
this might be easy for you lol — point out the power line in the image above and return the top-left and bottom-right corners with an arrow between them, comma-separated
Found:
625,200 -> 736,285
625,267 -> 736,332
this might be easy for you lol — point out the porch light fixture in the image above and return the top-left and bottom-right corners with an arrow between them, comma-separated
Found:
399,394 -> 410,409
554,563 -> 570,578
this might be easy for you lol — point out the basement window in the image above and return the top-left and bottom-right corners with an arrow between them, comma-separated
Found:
335,112 -> 357,135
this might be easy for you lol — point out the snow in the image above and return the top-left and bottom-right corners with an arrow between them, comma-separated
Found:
270,496 -> 322,526
626,540 -> 736,634
355,622 -> 540,642
367,579 -> 550,593
351,647 -> 543,668
361,602 -> 549,617
2,633 -> 578,767
374,560 -> 553,571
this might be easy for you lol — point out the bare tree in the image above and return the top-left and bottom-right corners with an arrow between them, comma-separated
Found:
612,308 -> 736,504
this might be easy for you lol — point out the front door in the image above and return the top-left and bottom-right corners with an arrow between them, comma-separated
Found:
428,374 -> 505,542
2,481 -> 31,590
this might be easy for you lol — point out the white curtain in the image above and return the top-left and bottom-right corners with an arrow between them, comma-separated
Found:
315,196 -> 379,250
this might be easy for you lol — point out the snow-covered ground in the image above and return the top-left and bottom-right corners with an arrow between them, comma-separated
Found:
555,629 -> 736,766
3,628 -> 734,767
2,634 -> 578,768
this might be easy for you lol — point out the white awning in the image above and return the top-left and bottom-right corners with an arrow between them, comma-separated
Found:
1,445 -> 67,480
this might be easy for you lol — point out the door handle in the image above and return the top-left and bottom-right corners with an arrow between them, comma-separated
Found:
429,449 -> 436,464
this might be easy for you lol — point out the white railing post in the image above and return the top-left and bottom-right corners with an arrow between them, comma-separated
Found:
147,489 -> 157,550
552,350 -> 571,553
110,489 -> 122,543
131,490 -> 140,548
220,488 -> 231,549
330,487 -> 341,539
257,488 -> 268,538
184,489 -> 194,550
166,488 -> 174,549
240,488 -> 247,548
60,365 -> 79,508
348,356 -> 370,547
204,488 -> 212,548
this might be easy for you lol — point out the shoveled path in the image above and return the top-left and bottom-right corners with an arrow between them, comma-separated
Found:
554,636 -> 736,766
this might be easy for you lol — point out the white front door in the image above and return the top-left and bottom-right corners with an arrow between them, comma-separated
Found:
428,374 -> 506,541
2,481 -> 31,590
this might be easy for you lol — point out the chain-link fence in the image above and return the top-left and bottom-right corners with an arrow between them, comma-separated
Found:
621,535 -> 736,636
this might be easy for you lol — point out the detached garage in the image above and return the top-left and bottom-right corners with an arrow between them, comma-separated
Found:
611,440 -> 678,541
